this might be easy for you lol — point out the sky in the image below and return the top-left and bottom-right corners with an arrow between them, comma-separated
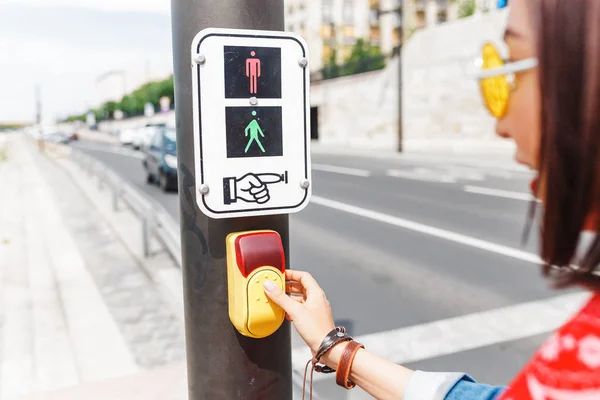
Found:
0,0 -> 174,123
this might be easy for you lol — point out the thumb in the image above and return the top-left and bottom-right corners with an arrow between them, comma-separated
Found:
264,280 -> 297,314
246,174 -> 264,188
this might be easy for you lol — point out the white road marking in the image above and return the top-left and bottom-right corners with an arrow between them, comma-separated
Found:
76,142 -> 145,160
312,195 -> 542,264
387,167 -> 493,183
293,292 -> 591,381
465,185 -> 537,202
452,166 -> 514,179
387,168 -> 457,183
312,163 -> 371,177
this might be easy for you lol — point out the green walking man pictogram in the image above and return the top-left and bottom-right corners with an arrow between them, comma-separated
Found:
244,111 -> 266,153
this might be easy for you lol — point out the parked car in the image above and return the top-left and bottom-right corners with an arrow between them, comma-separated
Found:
142,127 -> 178,192
44,132 -> 71,144
119,129 -> 137,145
131,127 -> 147,150
134,124 -> 165,151
141,124 -> 167,151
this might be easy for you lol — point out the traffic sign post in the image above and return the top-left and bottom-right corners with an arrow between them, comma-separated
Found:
191,29 -> 311,219
170,1 -> 297,399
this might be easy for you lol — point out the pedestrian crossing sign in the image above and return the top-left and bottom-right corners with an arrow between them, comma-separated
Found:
191,28 -> 311,219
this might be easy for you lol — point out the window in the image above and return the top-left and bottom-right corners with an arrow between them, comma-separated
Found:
343,25 -> 354,38
391,10 -> 402,28
370,26 -> 381,44
343,0 -> 353,24
322,0 -> 333,22
392,27 -> 401,46
437,10 -> 447,23
342,45 -> 353,60
322,45 -> 333,62
369,8 -> 380,26
164,129 -> 177,153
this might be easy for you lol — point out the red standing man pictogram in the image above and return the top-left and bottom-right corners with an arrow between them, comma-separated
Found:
245,51 -> 261,94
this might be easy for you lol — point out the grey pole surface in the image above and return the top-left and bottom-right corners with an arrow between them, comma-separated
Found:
170,1 -> 292,399
397,44 -> 403,152
396,3 -> 403,153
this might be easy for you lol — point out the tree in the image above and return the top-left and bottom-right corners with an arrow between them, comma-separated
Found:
62,74 -> 176,122
322,47 -> 340,80
341,38 -> 386,76
321,38 -> 386,80
458,0 -> 476,18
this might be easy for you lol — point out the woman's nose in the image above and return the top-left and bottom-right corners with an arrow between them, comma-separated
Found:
495,121 -> 511,139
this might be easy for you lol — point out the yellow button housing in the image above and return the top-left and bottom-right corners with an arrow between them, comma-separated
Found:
226,230 -> 286,338
246,267 -> 285,337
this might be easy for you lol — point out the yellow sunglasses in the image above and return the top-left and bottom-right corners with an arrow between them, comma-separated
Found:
476,42 -> 538,118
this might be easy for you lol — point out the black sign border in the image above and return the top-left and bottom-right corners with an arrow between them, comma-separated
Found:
196,33 -> 309,216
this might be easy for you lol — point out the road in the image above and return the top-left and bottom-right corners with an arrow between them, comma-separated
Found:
72,139 -> 581,397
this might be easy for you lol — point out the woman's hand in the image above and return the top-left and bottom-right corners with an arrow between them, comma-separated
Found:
264,270 -> 335,356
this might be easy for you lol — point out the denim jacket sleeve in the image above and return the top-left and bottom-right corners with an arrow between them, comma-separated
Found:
404,371 -> 507,400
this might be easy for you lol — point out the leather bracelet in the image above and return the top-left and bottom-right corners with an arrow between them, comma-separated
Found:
315,327 -> 352,364
301,326 -> 353,400
335,340 -> 364,389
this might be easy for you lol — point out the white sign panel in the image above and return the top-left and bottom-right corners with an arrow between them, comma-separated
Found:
191,28 -> 312,219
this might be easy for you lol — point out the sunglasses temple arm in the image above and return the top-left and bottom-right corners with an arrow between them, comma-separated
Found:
475,58 -> 539,79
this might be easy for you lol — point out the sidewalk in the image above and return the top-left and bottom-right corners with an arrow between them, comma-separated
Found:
0,134 -> 186,400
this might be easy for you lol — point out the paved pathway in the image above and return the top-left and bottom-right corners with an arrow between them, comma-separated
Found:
0,135 -> 185,400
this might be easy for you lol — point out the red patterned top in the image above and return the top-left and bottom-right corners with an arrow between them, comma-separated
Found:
499,294 -> 600,400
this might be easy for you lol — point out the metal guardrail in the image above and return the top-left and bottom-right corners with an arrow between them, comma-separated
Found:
70,149 -> 182,267
67,146 -> 320,400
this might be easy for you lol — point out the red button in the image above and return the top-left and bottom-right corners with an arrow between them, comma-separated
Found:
235,232 -> 285,278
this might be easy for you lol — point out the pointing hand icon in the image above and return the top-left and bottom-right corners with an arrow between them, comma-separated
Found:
237,173 -> 271,204
223,172 -> 288,205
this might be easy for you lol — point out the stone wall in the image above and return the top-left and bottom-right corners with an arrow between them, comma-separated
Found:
311,62 -> 399,149
403,9 -> 509,141
311,9 -> 511,151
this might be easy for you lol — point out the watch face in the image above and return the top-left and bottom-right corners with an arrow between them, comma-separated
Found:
337,332 -> 344,337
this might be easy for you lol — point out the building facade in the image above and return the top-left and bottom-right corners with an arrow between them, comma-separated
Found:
284,0 -> 465,74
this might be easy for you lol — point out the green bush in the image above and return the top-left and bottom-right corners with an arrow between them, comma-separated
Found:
322,38 -> 386,80
63,75 -> 175,123
458,0 -> 476,18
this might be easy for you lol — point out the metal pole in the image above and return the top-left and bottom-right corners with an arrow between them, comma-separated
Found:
170,1 -> 292,400
397,2 -> 404,153
397,44 -> 403,152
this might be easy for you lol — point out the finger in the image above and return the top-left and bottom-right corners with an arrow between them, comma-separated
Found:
255,191 -> 269,202
286,280 -> 305,294
264,280 -> 299,314
256,173 -> 283,184
288,295 -> 304,304
256,194 -> 270,204
246,174 -> 264,188
250,186 -> 268,196
284,270 -> 323,298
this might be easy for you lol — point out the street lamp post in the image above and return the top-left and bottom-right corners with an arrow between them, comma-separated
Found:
378,2 -> 404,152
